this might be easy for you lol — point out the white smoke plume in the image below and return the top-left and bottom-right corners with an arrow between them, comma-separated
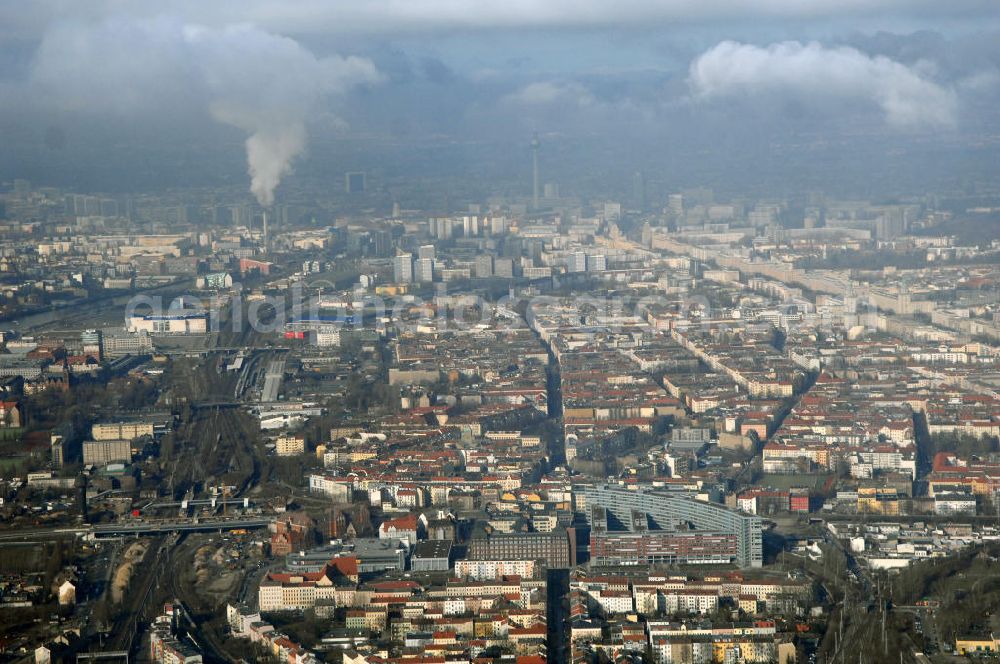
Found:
29,18 -> 381,205
688,40 -> 957,130
243,126 -> 305,207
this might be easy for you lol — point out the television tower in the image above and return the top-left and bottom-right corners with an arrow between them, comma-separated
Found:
531,133 -> 540,210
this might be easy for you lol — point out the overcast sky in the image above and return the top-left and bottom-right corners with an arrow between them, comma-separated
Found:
1,1 -> 999,197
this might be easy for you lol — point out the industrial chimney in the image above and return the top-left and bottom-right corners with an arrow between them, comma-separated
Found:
262,208 -> 269,255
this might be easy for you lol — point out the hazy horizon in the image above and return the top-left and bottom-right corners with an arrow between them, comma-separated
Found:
1,1 -> 999,201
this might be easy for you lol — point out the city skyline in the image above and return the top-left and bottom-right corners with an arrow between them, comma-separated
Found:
1,3 -> 999,664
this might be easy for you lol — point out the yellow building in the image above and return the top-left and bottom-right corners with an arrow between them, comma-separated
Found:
711,638 -> 776,663
375,284 -> 409,296
738,595 -> 759,615
275,434 -> 305,457
91,421 -> 154,441
857,487 -> 900,516
956,634 -> 999,655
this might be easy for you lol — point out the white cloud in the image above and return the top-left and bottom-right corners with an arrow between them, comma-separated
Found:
687,40 -> 957,130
